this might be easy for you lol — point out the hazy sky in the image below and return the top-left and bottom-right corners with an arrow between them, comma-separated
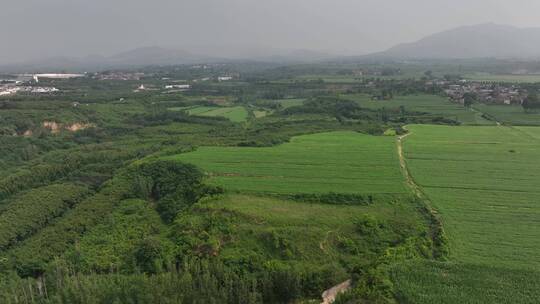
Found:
3,0 -> 540,64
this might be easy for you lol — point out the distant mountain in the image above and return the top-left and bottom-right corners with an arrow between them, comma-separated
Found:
0,46 -> 335,73
375,23 -> 540,59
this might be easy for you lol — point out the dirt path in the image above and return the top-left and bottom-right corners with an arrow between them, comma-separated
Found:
396,131 -> 423,197
321,280 -> 351,304
396,129 -> 447,257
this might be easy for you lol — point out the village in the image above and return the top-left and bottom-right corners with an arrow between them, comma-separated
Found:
433,80 -> 528,105
0,84 -> 60,96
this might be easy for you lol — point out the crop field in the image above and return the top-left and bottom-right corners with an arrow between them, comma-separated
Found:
166,131 -> 407,194
170,105 -> 248,122
343,94 -> 493,125
391,260 -> 540,304
474,104 -> 540,125
393,124 -> 540,302
516,126 -> 540,140
286,73 -> 422,83
465,73 -> 540,83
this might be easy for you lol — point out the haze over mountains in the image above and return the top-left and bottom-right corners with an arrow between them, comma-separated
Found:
3,23 -> 540,72
0,46 -> 333,72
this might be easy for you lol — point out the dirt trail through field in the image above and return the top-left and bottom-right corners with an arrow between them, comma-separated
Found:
396,131 -> 423,197
396,129 -> 447,257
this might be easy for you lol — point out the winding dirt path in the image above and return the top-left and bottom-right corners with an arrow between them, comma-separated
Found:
318,131 -> 445,304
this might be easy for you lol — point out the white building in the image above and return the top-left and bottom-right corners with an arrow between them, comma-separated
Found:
32,73 -> 85,83
165,84 -> 191,90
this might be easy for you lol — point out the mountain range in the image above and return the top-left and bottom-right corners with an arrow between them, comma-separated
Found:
3,23 -> 540,72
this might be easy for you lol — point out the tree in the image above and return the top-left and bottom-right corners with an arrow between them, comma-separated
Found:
463,92 -> 476,107
133,237 -> 169,274
522,93 -> 540,113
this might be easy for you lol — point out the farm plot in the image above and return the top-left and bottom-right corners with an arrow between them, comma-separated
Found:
171,106 -> 248,122
465,73 -> 540,83
275,98 -> 305,109
166,131 -> 407,195
343,94 -> 493,125
393,124 -> 540,303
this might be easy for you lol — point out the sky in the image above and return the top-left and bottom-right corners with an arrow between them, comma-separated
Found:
3,0 -> 540,64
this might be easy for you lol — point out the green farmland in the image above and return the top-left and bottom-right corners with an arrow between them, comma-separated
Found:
393,125 -> 540,303
343,94 -> 493,125
166,131 -> 407,194
275,98 -> 305,109
474,104 -> 540,126
171,106 -> 249,122
465,73 -> 540,83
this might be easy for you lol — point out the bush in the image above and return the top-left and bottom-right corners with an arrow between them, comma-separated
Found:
355,215 -> 383,237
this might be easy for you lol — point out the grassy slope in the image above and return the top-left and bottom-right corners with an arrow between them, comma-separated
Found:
344,94 -> 493,125
165,131 -> 407,194
392,124 -> 540,303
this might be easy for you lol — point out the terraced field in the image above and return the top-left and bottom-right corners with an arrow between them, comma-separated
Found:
393,125 -> 540,303
166,131 -> 407,194
344,94 -> 493,125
